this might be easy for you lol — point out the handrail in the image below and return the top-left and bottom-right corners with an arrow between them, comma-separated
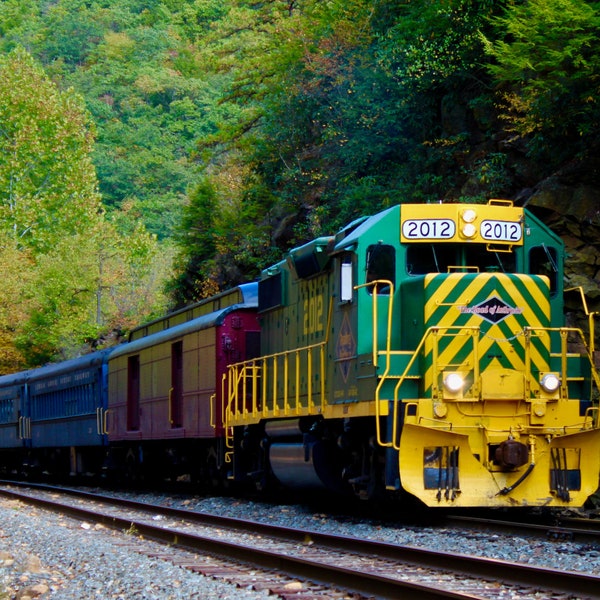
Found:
224,298 -> 334,430
225,341 -> 328,426
565,286 -> 598,354
354,280 -> 394,369
374,325 -> 600,450
525,326 -> 600,393
375,326 -> 479,449
168,387 -> 174,425
354,280 -> 396,449
221,373 -> 234,463
209,392 -> 216,429
18,416 -> 31,441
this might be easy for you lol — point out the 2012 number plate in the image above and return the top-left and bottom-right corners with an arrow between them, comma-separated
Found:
402,219 -> 456,240
481,220 -> 522,242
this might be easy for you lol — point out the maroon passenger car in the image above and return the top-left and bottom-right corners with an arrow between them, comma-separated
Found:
106,283 -> 259,483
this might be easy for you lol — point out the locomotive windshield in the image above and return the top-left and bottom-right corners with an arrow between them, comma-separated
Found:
406,243 -> 516,275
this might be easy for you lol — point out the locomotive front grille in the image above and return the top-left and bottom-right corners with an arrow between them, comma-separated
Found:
421,272 -> 551,400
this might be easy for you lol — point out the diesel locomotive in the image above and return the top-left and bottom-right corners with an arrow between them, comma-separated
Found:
1,200 -> 598,508
225,200 -> 600,507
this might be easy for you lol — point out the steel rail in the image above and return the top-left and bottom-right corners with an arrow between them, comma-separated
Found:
446,512 -> 600,544
0,483 -> 598,599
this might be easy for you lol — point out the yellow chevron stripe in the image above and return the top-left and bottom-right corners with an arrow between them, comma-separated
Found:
422,314 -> 480,390
499,274 -> 549,323
494,275 -> 549,371
424,273 -> 490,322
422,274 -> 550,391
423,275 -> 490,388
427,315 -> 545,387
424,274 -> 500,385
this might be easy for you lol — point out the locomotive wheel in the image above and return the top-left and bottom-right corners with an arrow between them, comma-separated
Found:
125,449 -> 141,484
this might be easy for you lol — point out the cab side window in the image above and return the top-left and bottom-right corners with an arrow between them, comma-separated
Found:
529,245 -> 559,295
366,244 -> 395,295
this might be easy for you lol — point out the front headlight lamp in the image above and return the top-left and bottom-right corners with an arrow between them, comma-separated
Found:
444,372 -> 465,393
540,373 -> 560,393
462,223 -> 477,238
462,209 -> 477,223
460,208 -> 477,238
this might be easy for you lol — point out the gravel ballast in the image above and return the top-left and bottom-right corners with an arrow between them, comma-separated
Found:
0,497 -> 273,600
1,491 -> 600,599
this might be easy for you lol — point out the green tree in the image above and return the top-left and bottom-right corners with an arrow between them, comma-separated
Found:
14,213 -> 172,366
483,0 -> 600,165
0,0 -> 42,52
0,47 -> 101,253
63,6 -> 222,239
37,0 -> 104,66
169,178 -> 219,304
95,217 -> 172,333
0,1 -> 226,241
0,232 -> 32,373
0,47 -> 172,366
16,233 -> 102,364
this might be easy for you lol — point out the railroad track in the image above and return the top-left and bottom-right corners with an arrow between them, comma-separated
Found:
0,482 -> 598,600
445,512 -> 600,544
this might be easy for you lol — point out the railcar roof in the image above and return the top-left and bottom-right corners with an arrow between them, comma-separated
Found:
239,281 -> 258,305
128,282 -> 258,342
0,370 -> 29,387
0,348 -> 112,387
24,348 -> 113,382
109,302 -> 255,358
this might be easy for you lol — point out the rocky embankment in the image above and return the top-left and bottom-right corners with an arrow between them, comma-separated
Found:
524,159 -> 600,357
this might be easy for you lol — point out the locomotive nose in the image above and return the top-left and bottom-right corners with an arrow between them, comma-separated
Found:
495,439 -> 529,470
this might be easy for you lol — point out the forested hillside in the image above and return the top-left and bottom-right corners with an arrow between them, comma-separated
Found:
1,0 -> 599,370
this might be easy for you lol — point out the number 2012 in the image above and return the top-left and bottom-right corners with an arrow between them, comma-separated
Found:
303,295 -> 324,335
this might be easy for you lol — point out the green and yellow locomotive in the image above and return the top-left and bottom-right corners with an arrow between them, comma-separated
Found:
224,200 -> 600,508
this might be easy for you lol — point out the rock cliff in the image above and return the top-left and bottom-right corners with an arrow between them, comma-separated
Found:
523,157 -> 600,358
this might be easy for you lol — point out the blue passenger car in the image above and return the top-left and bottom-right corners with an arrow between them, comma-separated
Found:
0,349 -> 112,477
0,371 -> 30,458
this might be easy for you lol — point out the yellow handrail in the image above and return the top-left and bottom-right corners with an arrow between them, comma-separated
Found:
373,325 -> 600,450
565,286 -> 599,354
224,298 -> 334,430
525,326 -> 600,393
353,280 -> 396,448
96,408 -> 110,436
354,280 -> 394,369
209,392 -> 216,429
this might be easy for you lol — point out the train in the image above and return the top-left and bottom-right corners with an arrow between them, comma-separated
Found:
1,200 -> 599,509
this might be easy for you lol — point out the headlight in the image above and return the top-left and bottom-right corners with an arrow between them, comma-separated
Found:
462,209 -> 477,223
444,373 -> 464,393
540,373 -> 560,393
461,223 -> 477,238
